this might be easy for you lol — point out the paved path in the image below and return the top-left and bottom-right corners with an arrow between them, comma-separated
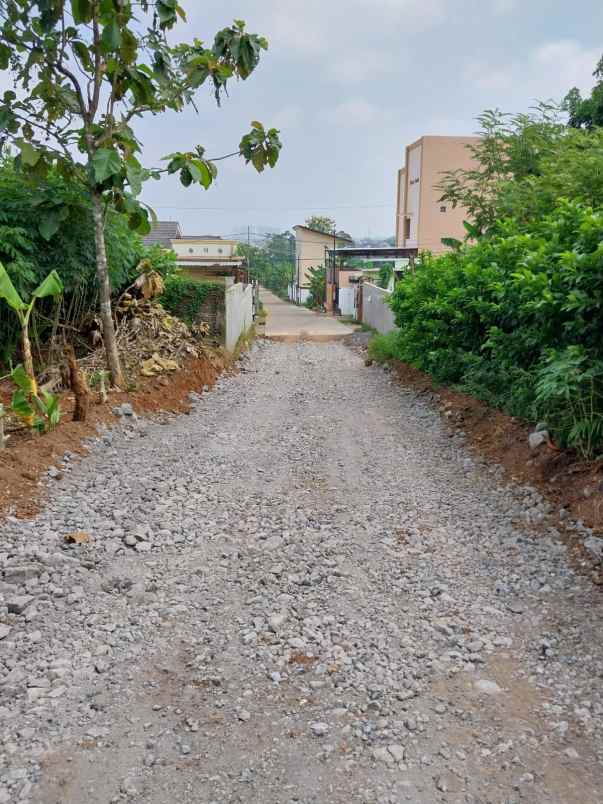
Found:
261,288 -> 355,340
2,341 -> 602,804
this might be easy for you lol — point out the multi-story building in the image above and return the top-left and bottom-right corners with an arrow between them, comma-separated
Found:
291,224 -> 353,305
395,136 -> 480,253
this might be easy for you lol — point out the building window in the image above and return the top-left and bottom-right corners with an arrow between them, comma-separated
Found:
218,248 -> 223,254
440,205 -> 447,213
404,217 -> 411,239
188,247 -> 194,254
203,247 -> 208,253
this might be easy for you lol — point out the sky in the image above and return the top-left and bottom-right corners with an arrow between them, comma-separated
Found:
138,0 -> 603,241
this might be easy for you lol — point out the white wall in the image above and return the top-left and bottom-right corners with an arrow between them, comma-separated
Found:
362,283 -> 397,335
338,287 -> 356,317
225,283 -> 253,352
173,240 -> 236,258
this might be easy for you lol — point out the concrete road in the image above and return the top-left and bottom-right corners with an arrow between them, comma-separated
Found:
261,287 -> 355,340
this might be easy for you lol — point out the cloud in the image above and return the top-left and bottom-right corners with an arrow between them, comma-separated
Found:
328,50 -> 401,83
491,0 -> 518,13
271,104 -> 303,130
463,39 -> 600,102
252,0 -> 446,59
322,98 -> 383,126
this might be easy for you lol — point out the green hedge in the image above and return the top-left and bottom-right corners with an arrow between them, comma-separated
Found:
385,199 -> 603,457
160,275 -> 224,326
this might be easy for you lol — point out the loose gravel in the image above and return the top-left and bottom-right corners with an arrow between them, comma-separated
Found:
1,340 -> 602,804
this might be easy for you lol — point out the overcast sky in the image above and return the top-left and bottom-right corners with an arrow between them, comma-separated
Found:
139,0 -> 603,240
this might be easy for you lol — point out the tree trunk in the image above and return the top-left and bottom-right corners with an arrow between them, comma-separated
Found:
91,190 -> 125,388
21,320 -> 34,380
64,343 -> 90,422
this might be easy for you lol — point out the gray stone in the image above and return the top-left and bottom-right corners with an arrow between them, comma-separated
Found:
528,430 -> 549,450
7,596 -> 34,615
584,537 -> 603,562
474,679 -> 502,695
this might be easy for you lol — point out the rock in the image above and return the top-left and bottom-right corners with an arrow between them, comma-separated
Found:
7,595 -> 34,615
0,624 -> 11,640
310,722 -> 329,737
474,679 -> 502,695
123,533 -> 137,548
268,611 -> 288,632
387,744 -> 406,763
528,430 -> 549,450
237,709 -> 251,722
372,746 -> 393,765
435,771 -> 461,793
113,403 -> 135,418
583,537 -> 603,563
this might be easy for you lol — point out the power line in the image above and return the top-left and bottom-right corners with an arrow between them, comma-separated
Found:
147,202 -> 394,212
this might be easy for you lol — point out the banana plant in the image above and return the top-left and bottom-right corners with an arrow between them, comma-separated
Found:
0,263 -> 63,379
10,365 -> 61,433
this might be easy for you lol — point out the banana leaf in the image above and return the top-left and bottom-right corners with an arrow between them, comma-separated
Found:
0,262 -> 26,311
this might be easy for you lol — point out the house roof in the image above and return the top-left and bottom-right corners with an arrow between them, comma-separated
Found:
293,224 -> 353,242
143,221 -> 182,247
175,235 -> 229,241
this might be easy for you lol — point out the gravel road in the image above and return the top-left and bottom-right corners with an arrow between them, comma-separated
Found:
1,340 -> 602,804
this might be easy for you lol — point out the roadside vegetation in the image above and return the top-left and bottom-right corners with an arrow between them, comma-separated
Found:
0,3 -> 280,448
374,62 -> 603,458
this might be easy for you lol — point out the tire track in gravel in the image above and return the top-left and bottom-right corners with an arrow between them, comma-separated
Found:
1,340 -> 602,804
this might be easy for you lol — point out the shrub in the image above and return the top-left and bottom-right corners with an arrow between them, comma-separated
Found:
368,332 -> 398,364
160,275 -> 224,326
535,346 -> 603,458
306,265 -> 326,309
385,199 -> 603,454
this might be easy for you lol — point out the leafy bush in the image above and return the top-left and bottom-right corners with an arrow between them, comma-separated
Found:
535,346 -> 603,458
306,265 -> 326,309
387,199 -> 603,454
160,275 -> 224,325
368,332 -> 398,364
0,158 -> 146,366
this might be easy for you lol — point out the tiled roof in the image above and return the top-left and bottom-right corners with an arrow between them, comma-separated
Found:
142,221 -> 182,247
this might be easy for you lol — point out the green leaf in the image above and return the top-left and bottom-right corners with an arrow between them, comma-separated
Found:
70,0 -> 93,24
91,148 -> 123,183
190,159 -> 213,189
38,212 -> 61,241
0,263 -> 26,311
11,388 -> 35,423
125,158 -> 145,196
11,366 -> 35,394
179,167 -> 193,187
0,43 -> 10,70
101,20 -> 122,52
121,28 -> 138,63
72,40 -> 93,71
32,270 -> 63,299
18,140 -> 40,167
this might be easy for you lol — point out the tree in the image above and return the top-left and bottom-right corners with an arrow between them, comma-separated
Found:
438,107 -> 564,236
239,231 -> 295,298
305,215 -> 336,234
0,3 -> 282,386
564,54 -> 603,130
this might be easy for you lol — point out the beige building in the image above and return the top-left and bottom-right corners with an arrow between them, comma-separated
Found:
172,236 -> 244,281
144,223 -> 246,282
291,225 -> 352,304
395,136 -> 480,254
